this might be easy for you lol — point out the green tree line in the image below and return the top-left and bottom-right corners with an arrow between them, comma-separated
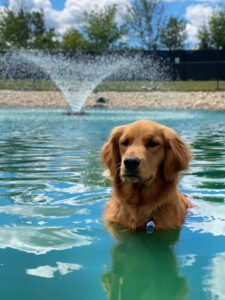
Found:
0,0 -> 225,51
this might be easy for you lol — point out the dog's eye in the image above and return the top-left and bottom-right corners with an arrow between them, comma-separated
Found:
121,139 -> 129,147
146,140 -> 159,148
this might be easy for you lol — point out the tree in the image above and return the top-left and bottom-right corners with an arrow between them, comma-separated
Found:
84,5 -> 126,51
209,8 -> 225,49
61,28 -> 88,51
197,24 -> 212,50
125,0 -> 164,50
30,11 -> 58,49
0,8 -> 58,49
160,17 -> 187,50
197,8 -> 225,50
0,8 -> 31,49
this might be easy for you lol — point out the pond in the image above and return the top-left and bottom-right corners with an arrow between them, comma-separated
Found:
0,108 -> 225,300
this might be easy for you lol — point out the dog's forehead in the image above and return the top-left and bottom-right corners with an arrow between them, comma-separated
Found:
123,120 -> 165,137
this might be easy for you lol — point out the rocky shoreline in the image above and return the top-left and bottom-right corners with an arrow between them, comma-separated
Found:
0,90 -> 225,110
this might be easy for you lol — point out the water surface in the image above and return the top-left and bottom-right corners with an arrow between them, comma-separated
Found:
0,108 -> 225,300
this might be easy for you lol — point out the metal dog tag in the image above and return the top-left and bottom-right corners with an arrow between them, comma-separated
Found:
145,220 -> 156,234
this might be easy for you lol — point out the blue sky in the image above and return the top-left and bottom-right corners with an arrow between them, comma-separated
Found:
0,0 -> 224,47
51,0 -> 65,11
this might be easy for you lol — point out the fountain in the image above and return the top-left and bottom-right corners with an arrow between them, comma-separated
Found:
0,50 -> 170,114
19,51 -> 133,115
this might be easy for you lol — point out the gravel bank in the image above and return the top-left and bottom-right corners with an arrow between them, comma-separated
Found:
0,90 -> 225,110
0,90 -> 69,108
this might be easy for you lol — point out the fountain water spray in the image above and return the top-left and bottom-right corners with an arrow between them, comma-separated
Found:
0,51 -> 170,114
18,51 -> 135,114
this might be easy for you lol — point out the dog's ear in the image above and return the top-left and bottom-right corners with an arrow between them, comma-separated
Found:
163,129 -> 192,182
101,126 -> 124,179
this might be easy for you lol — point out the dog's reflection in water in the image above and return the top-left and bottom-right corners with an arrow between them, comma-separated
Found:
102,225 -> 188,300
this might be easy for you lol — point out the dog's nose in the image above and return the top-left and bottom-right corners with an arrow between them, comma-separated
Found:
124,156 -> 140,171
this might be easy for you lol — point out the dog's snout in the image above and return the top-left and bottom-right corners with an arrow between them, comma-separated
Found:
124,156 -> 140,171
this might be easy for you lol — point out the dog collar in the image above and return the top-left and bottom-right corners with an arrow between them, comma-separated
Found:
145,209 -> 158,234
145,219 -> 156,234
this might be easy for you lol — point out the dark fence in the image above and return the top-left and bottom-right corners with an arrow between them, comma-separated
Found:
156,50 -> 225,81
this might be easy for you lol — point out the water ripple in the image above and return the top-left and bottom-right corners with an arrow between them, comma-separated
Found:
0,108 -> 225,259
0,226 -> 92,255
0,205 -> 89,219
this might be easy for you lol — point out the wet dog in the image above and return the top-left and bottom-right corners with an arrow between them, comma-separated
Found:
101,120 -> 193,230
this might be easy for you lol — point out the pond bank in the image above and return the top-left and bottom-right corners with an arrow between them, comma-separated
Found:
0,90 -> 225,110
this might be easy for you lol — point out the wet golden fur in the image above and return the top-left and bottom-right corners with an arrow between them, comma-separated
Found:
101,120 -> 193,230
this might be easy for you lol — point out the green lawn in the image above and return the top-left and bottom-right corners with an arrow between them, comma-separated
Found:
0,79 -> 58,91
95,80 -> 225,92
0,79 -> 224,92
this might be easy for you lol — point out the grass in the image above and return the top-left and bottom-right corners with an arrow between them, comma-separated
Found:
0,79 -> 224,92
95,80 -> 225,92
0,79 -> 58,91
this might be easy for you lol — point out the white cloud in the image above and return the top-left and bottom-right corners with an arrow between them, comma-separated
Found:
26,262 -> 82,278
197,0 -> 224,3
7,0 -> 52,12
0,226 -> 92,254
26,265 -> 57,278
186,199 -> 225,236
0,204 -> 88,218
179,254 -> 196,267
3,0 -> 130,35
204,253 -> 225,300
185,4 -> 214,47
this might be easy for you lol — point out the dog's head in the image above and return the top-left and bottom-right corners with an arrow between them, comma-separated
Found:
101,120 -> 191,184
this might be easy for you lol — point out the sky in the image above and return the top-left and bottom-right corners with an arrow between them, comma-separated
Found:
0,0 -> 225,48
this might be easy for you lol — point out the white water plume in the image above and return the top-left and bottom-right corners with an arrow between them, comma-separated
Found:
1,51 -> 170,113
18,51 -> 133,112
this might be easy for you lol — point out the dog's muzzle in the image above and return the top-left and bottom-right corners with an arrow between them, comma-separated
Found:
123,156 -> 140,177
124,156 -> 140,171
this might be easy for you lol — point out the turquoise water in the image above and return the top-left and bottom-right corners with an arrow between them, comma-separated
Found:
0,108 -> 225,300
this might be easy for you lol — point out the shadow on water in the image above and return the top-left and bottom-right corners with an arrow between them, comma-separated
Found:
102,225 -> 188,300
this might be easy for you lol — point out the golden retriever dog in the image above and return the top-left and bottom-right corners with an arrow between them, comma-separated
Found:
101,120 -> 193,231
